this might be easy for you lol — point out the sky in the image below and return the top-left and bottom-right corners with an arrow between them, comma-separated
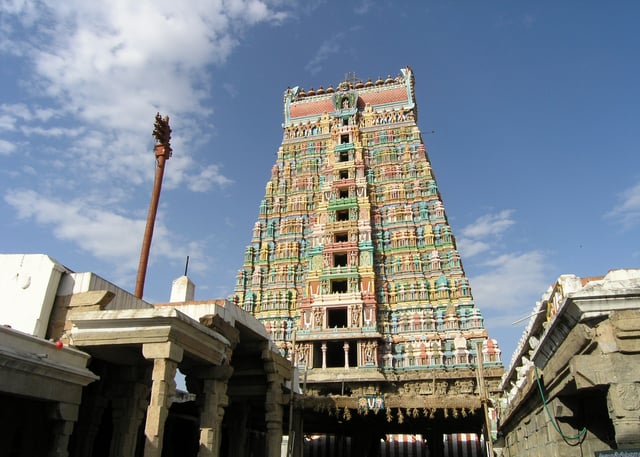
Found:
1,0 -> 639,366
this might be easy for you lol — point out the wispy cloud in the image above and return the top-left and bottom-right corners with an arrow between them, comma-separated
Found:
0,139 -> 16,155
456,210 -> 550,328
470,251 -> 547,312
4,189 -> 207,284
305,33 -> 344,75
223,82 -> 239,98
304,25 -> 362,76
354,0 -> 374,15
607,181 -> 640,229
457,209 -> 514,258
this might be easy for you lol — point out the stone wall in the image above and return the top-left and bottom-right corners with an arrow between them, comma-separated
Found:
498,270 -> 640,456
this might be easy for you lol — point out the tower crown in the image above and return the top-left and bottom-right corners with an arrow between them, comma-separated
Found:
283,67 -> 416,126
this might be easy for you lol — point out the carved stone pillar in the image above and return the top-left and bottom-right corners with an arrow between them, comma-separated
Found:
321,343 -> 327,369
189,365 -> 233,457
607,382 -> 640,447
142,342 -> 184,457
48,403 -> 79,457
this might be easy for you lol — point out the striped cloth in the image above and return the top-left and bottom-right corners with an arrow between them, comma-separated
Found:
303,435 -> 350,457
444,433 -> 483,457
381,434 -> 428,457
302,433 -> 482,457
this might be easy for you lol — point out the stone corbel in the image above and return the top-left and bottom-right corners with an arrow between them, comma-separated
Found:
48,290 -> 115,341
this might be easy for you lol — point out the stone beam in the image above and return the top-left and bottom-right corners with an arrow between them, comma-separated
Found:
572,353 -> 640,389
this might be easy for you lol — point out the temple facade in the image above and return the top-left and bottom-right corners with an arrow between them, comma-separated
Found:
233,68 -> 503,446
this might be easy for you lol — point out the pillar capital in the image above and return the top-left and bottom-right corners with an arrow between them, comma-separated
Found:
142,341 -> 184,362
50,402 -> 80,422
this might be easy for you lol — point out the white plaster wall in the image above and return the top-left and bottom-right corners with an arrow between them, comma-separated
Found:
57,271 -> 152,310
0,254 -> 66,338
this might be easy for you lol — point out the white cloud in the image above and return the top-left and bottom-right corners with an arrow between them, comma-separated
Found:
188,164 -> 234,192
607,182 -> 640,229
457,238 -> 491,258
457,210 -> 514,258
470,251 -> 548,312
0,139 -> 16,155
4,188 -> 202,280
21,126 -> 84,137
454,210 -> 550,327
0,114 -> 17,130
460,209 -> 514,239
0,0 -> 287,187
0,0 -> 285,287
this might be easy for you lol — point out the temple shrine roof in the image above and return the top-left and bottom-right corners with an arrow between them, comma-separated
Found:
285,67 -> 415,123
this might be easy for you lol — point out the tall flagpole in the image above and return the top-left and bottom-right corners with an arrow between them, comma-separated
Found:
135,113 -> 172,299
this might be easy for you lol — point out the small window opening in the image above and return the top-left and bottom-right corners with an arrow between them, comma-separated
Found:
335,232 -> 348,243
331,279 -> 348,293
339,170 -> 348,180
334,253 -> 347,267
342,118 -> 349,126
339,189 -> 349,199
341,134 -> 349,144
327,307 -> 348,328
339,150 -> 349,162
336,210 -> 349,221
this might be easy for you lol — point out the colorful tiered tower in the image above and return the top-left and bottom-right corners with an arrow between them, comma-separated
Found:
234,68 -> 501,402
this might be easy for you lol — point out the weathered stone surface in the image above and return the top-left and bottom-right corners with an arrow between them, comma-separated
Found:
499,270 -> 640,456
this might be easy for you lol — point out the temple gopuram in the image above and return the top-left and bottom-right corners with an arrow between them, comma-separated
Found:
233,67 -> 504,456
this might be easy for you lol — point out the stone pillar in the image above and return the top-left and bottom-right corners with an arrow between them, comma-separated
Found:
142,342 -> 184,457
265,401 -> 284,457
343,342 -> 350,369
607,382 -> 640,447
194,366 -> 233,457
321,343 -> 327,369
109,375 -> 151,457
48,402 -> 79,457
264,355 -> 285,457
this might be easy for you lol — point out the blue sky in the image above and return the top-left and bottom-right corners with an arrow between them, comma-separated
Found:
1,0 -> 639,364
